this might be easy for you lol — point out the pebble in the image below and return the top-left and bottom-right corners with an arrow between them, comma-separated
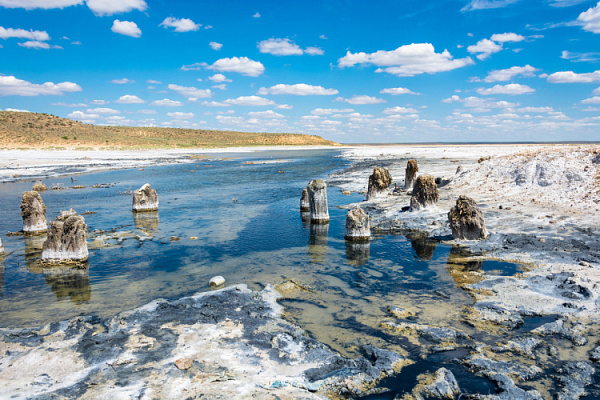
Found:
209,276 -> 225,288
175,358 -> 193,370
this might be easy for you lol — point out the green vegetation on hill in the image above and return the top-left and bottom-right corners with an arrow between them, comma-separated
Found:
0,111 -> 338,149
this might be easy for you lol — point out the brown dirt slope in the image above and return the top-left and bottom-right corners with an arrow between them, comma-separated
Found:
0,111 -> 338,149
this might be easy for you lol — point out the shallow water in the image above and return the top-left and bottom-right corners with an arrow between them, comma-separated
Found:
2,149 -> 598,398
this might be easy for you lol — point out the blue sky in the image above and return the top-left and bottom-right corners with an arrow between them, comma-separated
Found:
1,0 -> 600,143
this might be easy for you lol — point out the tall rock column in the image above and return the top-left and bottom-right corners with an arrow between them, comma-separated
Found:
405,159 -> 419,190
410,175 -> 439,211
448,196 -> 489,240
20,191 -> 47,235
42,215 -> 88,263
367,167 -> 392,200
133,184 -> 159,212
300,187 -> 310,211
307,179 -> 329,223
345,206 -> 370,241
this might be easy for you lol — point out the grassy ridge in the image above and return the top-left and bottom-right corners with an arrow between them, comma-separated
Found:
0,111 -> 338,149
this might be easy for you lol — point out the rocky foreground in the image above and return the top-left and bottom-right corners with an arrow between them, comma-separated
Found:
0,284 -> 409,399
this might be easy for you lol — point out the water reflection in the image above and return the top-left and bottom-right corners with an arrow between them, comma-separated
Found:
408,233 -> 437,260
345,241 -> 370,266
300,211 -> 311,227
24,235 -> 45,270
308,223 -> 328,264
133,211 -> 160,235
43,266 -> 91,304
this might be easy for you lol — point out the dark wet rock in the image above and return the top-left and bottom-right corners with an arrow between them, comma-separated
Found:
132,183 -> 158,212
473,302 -> 524,329
448,195 -> 489,240
547,272 -> 592,300
367,167 -> 392,199
345,206 -> 370,241
555,361 -> 594,400
0,285 -> 408,399
435,176 -> 453,187
464,355 -> 543,400
590,345 -> 600,363
405,159 -> 419,190
410,175 -> 439,211
530,319 -> 587,346
492,338 -> 541,358
300,187 -> 310,211
307,179 -> 329,223
41,215 -> 88,263
20,191 -> 47,234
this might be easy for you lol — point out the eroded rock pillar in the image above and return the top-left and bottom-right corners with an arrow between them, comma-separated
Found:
367,167 -> 392,200
405,159 -> 418,190
42,215 -> 88,263
345,206 -> 370,241
448,195 -> 489,240
307,179 -> 329,223
20,191 -> 47,235
300,187 -> 310,212
133,183 -> 159,212
410,175 -> 438,211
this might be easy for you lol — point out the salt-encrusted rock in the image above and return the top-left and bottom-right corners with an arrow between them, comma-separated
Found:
367,167 -> 392,199
422,368 -> 460,399
409,175 -> 438,211
20,191 -> 47,234
209,276 -> 225,287
307,179 -> 329,223
41,215 -> 88,263
58,208 -> 77,221
132,183 -> 158,212
405,159 -> 418,190
32,182 -> 47,192
592,153 -> 599,164
456,165 -> 464,175
345,206 -> 370,241
448,195 -> 489,240
300,187 -> 310,211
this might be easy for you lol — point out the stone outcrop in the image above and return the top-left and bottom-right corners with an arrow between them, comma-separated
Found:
448,195 -> 489,240
300,187 -> 310,211
409,175 -> 438,211
345,206 -> 370,241
307,179 -> 329,223
133,183 -> 159,212
20,191 -> 47,235
41,215 -> 88,263
367,167 -> 392,199
404,159 -> 418,190
32,182 -> 47,192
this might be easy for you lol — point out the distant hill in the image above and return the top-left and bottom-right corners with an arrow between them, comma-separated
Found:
0,111 -> 338,149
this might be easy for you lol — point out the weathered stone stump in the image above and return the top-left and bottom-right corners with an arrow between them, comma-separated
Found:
133,183 -> 159,212
300,187 -> 310,211
405,159 -> 419,190
20,191 -> 47,235
448,195 -> 489,240
345,206 -> 370,241
367,167 -> 392,200
0,238 -> 4,255
307,179 -> 329,223
410,175 -> 438,211
42,215 -> 88,263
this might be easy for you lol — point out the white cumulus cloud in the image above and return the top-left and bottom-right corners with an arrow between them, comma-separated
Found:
561,51 -> 600,62
18,40 -> 61,49
467,38 -> 503,60
479,65 -> 539,82
87,107 -> 119,114
382,106 -> 419,114
110,78 -> 134,84
380,87 -> 418,95
209,41 -> 223,50
336,95 -> 386,105
338,43 -> 474,77
0,26 -> 50,41
167,83 -> 211,101
582,96 -> 600,104
150,98 -> 184,107
461,0 -> 519,12
305,46 -> 324,55
167,111 -> 195,119
258,83 -> 338,96
160,17 -> 200,32
0,0 -> 82,9
311,108 -> 354,115
204,57 -> 265,77
490,32 -> 525,42
87,0 -> 147,16
111,20 -> 141,38
0,75 -> 82,96
247,110 -> 284,118
223,96 -> 275,106
208,73 -> 231,83
476,83 -> 535,95
577,2 -> 600,34
258,38 -> 303,55
116,94 -> 144,103
546,70 -> 600,83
